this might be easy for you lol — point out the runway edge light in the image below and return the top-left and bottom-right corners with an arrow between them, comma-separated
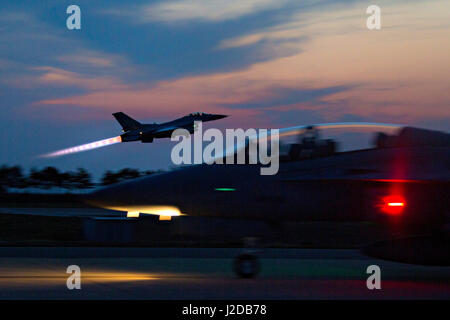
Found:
379,195 -> 406,215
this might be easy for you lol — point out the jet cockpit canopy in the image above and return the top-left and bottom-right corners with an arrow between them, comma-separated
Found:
189,112 -> 204,116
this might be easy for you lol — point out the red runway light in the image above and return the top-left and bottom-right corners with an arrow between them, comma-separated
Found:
380,195 -> 406,215
387,202 -> 404,207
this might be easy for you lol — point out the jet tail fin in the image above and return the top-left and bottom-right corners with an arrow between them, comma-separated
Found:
113,112 -> 142,131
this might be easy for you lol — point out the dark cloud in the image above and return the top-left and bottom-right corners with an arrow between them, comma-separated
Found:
225,85 -> 353,109
0,0 -> 448,178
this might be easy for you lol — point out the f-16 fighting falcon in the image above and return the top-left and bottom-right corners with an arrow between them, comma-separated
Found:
86,125 -> 450,277
40,112 -> 227,158
114,112 -> 227,143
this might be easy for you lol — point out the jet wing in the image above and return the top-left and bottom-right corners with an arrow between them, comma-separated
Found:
151,126 -> 180,135
278,147 -> 449,184
280,169 -> 450,184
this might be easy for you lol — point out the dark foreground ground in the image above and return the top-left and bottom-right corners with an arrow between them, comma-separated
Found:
0,208 -> 394,248
0,204 -> 448,299
0,247 -> 449,299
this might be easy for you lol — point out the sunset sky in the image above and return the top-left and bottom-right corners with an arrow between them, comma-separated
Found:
1,0 -> 449,178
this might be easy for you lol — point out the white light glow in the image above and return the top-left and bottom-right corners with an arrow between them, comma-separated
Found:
106,205 -> 183,217
127,211 -> 140,218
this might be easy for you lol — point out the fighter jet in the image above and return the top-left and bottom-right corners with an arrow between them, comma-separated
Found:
114,112 -> 227,143
86,125 -> 450,277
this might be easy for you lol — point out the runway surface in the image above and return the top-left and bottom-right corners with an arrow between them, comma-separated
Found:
0,247 -> 449,299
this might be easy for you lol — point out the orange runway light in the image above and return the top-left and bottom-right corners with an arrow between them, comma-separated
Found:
127,211 -> 140,218
104,205 -> 182,217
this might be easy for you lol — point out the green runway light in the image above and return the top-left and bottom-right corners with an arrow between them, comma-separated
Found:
215,188 -> 235,191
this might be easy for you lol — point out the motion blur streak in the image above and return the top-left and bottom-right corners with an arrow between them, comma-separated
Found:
278,122 -> 402,138
218,122 -> 402,160
101,205 -> 183,217
40,122 -> 399,159
0,268 -> 158,286
40,136 -> 122,158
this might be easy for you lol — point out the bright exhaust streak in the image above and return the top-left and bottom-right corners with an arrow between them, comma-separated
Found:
40,136 -> 122,158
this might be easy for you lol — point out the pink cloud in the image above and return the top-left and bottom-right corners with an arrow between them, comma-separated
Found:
32,66 -> 127,91
33,0 -> 450,127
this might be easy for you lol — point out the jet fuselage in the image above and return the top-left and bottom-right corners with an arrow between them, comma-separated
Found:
87,138 -> 449,231
117,112 -> 227,143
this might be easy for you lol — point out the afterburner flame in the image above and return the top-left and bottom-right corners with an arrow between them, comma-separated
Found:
40,136 -> 122,158
104,205 -> 183,217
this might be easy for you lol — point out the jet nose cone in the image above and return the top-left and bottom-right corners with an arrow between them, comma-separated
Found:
82,188 -> 106,208
213,114 -> 228,120
83,185 -> 125,208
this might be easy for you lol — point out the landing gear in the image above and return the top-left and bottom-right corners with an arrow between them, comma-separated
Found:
141,137 -> 153,143
233,253 -> 260,278
233,237 -> 261,278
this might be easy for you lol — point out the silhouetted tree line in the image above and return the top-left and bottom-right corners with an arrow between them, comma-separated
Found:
0,165 -> 160,193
